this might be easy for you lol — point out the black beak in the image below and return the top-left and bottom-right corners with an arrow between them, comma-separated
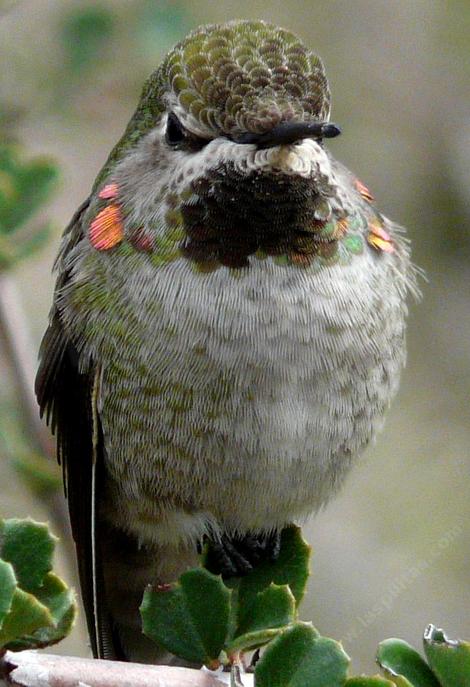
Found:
232,121 -> 341,149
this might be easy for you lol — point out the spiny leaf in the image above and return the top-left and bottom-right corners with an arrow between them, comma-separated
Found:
234,583 -> 295,638
237,526 -> 310,605
0,520 -> 75,651
141,568 -> 230,665
228,628 -> 286,654
23,573 -> 77,649
227,583 -> 295,652
255,623 -> 350,687
423,625 -> 470,687
227,584 -> 297,654
0,588 -> 53,648
0,519 -> 57,592
219,525 -> 310,644
377,638 -> 441,687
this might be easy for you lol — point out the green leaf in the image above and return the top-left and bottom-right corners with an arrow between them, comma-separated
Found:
227,583 -> 295,652
0,588 -> 53,648
207,527 -> 305,638
206,527 -> 310,609
0,518 -> 57,591
241,526 -> 309,604
377,638 -> 441,687
21,573 -> 76,649
227,628 -> 286,654
235,583 -> 295,637
217,526 -> 310,643
345,677 -> 396,687
423,625 -> 470,687
255,623 -> 350,687
378,676 -> 414,687
0,559 -> 16,627
140,568 -> 230,665
0,520 -> 75,650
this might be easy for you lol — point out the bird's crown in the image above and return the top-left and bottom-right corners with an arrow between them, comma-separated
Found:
160,20 -> 331,137
121,20 -> 330,149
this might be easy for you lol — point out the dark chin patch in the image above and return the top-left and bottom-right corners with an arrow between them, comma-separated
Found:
179,164 -> 335,269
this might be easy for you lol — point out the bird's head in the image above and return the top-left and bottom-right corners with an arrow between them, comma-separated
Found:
161,19 -> 336,142
93,21 -> 350,269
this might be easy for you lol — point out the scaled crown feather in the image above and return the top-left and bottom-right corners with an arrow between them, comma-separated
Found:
162,20 -> 331,136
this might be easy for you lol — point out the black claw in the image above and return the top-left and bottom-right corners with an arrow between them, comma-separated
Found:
205,530 -> 281,578
266,531 -> 282,561
208,534 -> 253,577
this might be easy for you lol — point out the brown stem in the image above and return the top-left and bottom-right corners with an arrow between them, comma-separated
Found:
0,651 -> 230,687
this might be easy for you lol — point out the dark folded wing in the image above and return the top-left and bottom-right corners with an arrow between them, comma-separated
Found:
35,200 -> 119,658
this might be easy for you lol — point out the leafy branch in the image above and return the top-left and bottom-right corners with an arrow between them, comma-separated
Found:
0,518 -> 75,655
1,519 -> 469,687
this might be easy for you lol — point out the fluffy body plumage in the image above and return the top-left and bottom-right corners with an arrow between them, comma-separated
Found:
36,20 -> 417,662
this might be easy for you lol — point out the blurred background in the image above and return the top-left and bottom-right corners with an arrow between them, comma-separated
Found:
0,0 -> 469,673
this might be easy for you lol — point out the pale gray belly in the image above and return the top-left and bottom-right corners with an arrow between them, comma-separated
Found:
92,254 -> 406,544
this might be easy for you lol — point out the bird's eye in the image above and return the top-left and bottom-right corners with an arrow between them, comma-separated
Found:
165,113 -> 186,146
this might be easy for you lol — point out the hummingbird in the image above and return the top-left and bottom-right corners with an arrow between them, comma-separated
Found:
36,20 -> 418,663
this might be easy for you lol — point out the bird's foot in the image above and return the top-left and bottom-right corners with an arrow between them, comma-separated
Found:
205,530 -> 281,578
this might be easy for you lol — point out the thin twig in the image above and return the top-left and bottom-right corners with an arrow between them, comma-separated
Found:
0,651 -> 230,687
